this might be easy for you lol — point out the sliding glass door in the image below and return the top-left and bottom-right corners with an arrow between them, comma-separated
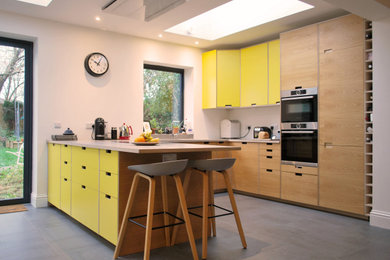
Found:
0,37 -> 33,206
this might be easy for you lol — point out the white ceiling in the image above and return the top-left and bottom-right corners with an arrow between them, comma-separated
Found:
0,0 -> 351,49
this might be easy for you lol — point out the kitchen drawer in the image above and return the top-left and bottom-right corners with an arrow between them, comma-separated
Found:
60,177 -> 71,215
71,182 -> 99,233
100,149 -> 119,174
259,155 -> 281,170
72,165 -> 99,190
281,171 -> 318,205
259,168 -> 280,198
61,157 -> 71,179
281,164 -> 318,175
100,170 -> 118,198
259,145 -> 281,157
99,192 -> 118,245
61,144 -> 72,162
72,146 -> 99,170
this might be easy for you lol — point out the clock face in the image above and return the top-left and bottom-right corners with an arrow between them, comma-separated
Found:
84,52 -> 109,77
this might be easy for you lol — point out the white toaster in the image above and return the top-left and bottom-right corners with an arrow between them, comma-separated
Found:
220,119 -> 241,139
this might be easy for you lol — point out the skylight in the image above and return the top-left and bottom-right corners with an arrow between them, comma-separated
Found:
165,0 -> 314,41
16,0 -> 53,7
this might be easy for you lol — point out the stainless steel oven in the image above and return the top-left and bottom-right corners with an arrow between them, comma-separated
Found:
281,126 -> 318,167
281,87 -> 317,129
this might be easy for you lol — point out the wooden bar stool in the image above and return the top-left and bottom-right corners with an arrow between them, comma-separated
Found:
113,159 -> 199,260
172,158 -> 247,259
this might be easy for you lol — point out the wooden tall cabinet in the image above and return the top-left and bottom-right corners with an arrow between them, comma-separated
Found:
318,14 -> 365,215
280,24 -> 318,90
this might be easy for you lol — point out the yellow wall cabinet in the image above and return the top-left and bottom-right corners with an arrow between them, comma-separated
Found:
48,143 -> 61,208
202,50 -> 241,108
241,40 -> 280,107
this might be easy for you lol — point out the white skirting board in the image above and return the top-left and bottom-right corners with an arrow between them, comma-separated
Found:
370,210 -> 390,230
31,193 -> 48,208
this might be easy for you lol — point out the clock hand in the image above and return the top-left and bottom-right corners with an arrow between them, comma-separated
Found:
97,57 -> 103,65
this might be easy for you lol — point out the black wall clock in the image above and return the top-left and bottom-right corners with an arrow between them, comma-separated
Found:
84,52 -> 109,77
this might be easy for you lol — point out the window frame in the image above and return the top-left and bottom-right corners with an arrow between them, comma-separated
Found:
143,64 -> 185,128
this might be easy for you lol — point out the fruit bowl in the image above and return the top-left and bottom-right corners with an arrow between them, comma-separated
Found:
132,141 -> 159,146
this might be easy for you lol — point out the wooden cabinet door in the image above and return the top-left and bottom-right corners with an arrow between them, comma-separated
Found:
217,50 -> 241,107
231,143 -> 259,194
281,24 -> 318,90
319,14 -> 364,53
202,50 -> 217,109
48,143 -> 61,208
319,145 -> 364,215
259,169 -> 280,198
269,40 -> 281,104
241,43 -> 268,106
281,171 -> 318,205
319,45 -> 364,146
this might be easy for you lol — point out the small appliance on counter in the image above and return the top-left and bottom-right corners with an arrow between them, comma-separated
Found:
119,123 -> 133,141
220,119 -> 241,139
52,128 -> 78,141
253,126 -> 272,139
93,117 -> 106,140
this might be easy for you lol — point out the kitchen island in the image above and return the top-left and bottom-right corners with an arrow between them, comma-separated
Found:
47,140 -> 240,257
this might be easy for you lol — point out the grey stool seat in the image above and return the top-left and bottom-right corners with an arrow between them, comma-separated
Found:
188,158 -> 236,172
114,159 -> 199,260
128,159 -> 188,176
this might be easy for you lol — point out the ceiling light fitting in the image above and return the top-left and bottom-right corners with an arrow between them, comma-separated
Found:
16,0 -> 52,7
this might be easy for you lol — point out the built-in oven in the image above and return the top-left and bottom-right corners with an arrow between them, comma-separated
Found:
281,125 -> 318,167
281,87 -> 318,129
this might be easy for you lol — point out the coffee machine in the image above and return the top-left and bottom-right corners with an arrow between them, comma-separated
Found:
94,117 -> 106,140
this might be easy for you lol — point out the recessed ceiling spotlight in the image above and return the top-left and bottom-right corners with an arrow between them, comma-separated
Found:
16,0 -> 52,6
95,16 -> 101,21
166,0 -> 314,41
158,34 -> 163,38
195,41 -> 199,45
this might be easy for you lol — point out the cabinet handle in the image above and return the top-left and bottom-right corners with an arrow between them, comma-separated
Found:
324,48 -> 333,54
106,172 -> 111,176
242,142 -> 247,145
64,161 -> 68,164
266,143 -> 272,146
225,104 -> 232,107
64,144 -> 68,147
266,169 -> 273,172
266,149 -> 272,152
82,166 -> 86,170
295,86 -> 302,89
295,173 -> 303,176
105,194 -> 111,199
251,103 -> 256,106
218,141 -> 224,144
266,156 -> 272,159
82,147 -> 86,150
64,178 -> 68,181
106,150 -> 111,154
204,142 -> 209,144
295,165 -> 302,169
82,185 -> 86,189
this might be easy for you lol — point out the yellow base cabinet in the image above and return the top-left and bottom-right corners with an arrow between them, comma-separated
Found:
48,143 -> 61,208
281,171 -> 318,205
60,177 -> 71,215
99,192 -> 118,245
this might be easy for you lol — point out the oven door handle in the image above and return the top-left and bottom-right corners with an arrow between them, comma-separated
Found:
281,96 -> 315,101
282,130 -> 315,134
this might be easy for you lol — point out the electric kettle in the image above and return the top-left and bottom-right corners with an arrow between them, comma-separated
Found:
119,123 -> 133,141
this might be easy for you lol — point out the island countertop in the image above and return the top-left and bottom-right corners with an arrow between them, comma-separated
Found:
47,139 -> 240,154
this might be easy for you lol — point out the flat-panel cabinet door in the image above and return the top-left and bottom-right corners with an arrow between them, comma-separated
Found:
281,172 -> 318,205
268,40 -> 281,104
319,145 -> 364,215
231,143 -> 259,194
281,24 -> 318,90
241,43 -> 268,106
60,177 -> 71,215
319,45 -> 364,146
319,14 -> 364,52
202,50 -> 217,109
99,192 -> 118,245
48,143 -> 61,208
217,50 -> 241,107
259,169 -> 280,198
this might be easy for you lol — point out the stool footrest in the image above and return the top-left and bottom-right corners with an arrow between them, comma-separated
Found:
188,204 -> 234,219
129,211 -> 185,230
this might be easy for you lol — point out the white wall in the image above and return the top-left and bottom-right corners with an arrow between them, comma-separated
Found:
0,10 -> 225,207
371,17 -> 390,229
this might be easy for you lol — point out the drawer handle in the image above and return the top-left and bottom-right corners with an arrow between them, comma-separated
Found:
266,143 -> 272,146
251,103 -> 256,106
105,194 -> 111,199
64,144 -> 68,147
106,150 -> 111,154
106,172 -> 111,176
64,161 -> 68,164
82,147 -> 86,150
295,165 -> 302,169
266,169 -> 273,172
266,149 -> 272,152
295,86 -> 302,89
82,166 -> 86,170
242,142 -> 247,144
225,104 -> 232,107
82,185 -> 86,189
64,178 -> 68,181
204,142 -> 209,144
266,156 -> 272,159
324,48 -> 333,54
295,173 -> 303,176
218,141 -> 224,144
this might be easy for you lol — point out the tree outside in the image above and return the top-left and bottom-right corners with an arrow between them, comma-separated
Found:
143,67 -> 183,133
0,45 -> 25,200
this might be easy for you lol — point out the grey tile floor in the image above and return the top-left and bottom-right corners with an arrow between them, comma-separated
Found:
1,194 -> 390,260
